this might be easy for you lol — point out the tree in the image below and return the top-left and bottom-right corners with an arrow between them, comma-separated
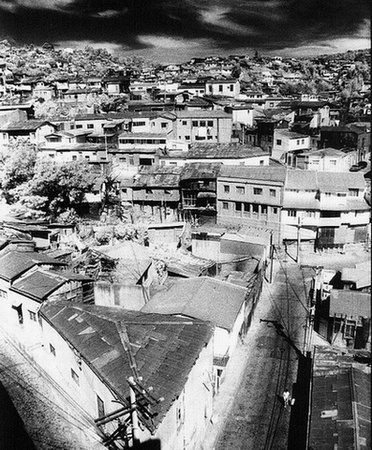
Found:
28,160 -> 96,216
0,142 -> 38,203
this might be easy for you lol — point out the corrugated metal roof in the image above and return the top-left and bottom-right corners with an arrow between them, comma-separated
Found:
188,143 -> 268,159
219,165 -> 287,183
40,303 -> 213,431
0,250 -> 66,282
142,277 -> 247,331
180,162 -> 222,180
10,270 -> 68,301
329,290 -> 370,318
309,346 -> 371,450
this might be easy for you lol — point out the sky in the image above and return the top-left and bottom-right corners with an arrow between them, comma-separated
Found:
0,0 -> 370,64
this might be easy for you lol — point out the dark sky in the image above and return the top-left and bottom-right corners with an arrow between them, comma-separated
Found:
0,0 -> 370,63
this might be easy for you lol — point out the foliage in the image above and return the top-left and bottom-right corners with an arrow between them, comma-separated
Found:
28,159 -> 96,216
0,142 -> 38,202
56,208 -> 80,225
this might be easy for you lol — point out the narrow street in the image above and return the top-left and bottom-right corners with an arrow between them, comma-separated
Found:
205,251 -> 313,450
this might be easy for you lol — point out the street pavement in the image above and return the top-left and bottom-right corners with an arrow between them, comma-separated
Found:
202,251 -> 312,450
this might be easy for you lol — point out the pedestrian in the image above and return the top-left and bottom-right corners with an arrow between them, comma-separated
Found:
283,389 -> 291,408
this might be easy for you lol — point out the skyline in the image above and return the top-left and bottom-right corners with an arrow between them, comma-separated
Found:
0,0 -> 370,64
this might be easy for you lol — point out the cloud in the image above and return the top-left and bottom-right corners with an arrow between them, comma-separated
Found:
56,40 -> 126,54
0,0 -> 369,62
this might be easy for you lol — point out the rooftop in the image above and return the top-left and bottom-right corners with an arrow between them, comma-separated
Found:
188,143 -> 268,159
40,303 -> 213,432
142,276 -> 248,331
219,165 -> 287,183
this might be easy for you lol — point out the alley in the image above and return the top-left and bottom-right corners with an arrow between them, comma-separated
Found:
204,251 -> 313,450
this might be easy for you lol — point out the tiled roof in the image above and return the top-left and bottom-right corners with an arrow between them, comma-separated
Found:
329,290 -> 371,318
0,250 -> 66,282
188,143 -> 268,159
142,277 -> 247,331
130,165 -> 183,188
219,165 -> 287,183
0,120 -> 55,131
40,303 -> 213,431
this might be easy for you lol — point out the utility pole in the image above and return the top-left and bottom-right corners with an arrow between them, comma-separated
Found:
128,376 -> 140,447
296,216 -> 301,264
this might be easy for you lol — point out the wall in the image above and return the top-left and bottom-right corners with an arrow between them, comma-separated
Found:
94,282 -> 146,310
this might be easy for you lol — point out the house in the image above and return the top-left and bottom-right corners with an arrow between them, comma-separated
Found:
205,79 -> 240,98
171,110 -> 233,144
0,120 -> 57,147
320,125 -> 370,162
142,277 -> 250,384
39,143 -> 108,165
295,147 -> 356,172
224,104 -> 254,127
217,165 -> 287,244
272,129 -> 311,165
119,165 -> 183,222
38,303 -> 215,450
256,118 -> 290,154
308,346 -> 370,450
179,162 -> 222,225
291,100 -> 331,128
282,170 -> 370,250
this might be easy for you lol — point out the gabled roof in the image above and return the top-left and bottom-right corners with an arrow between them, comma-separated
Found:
40,303 -> 213,431
142,277 -> 247,331
188,143 -> 268,159
0,120 -> 56,131
0,250 -> 66,282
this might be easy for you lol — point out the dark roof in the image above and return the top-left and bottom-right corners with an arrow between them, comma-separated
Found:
40,303 -> 213,431
10,269 -> 73,301
188,143 -> 268,159
142,277 -> 247,331
219,165 -> 287,183
321,125 -> 365,135
180,162 -> 222,180
0,250 -> 66,282
309,346 -> 371,450
131,165 -> 183,188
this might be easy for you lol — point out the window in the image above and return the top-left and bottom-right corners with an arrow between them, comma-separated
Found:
344,320 -> 356,339
185,135 -> 190,140
253,188 -> 262,195
320,211 -> 341,218
207,121 -> 213,127
312,159 -> 320,164
325,192 -> 331,197
219,85 -> 223,92
235,202 -> 242,211
236,186 -> 245,195
49,343 -> 56,356
132,121 -> 146,127
76,124 -> 83,129
261,205 -> 268,215
29,310 -> 37,321
161,122 -> 167,128
71,369 -> 79,385
87,124 -> 94,129
199,121 -> 206,127
244,203 -> 250,212
288,210 -> 297,217
146,188 -> 153,194
0,289 -> 7,298
348,189 -> 359,197
269,189 -> 276,197
195,136 -> 205,140
296,140 -> 300,145
305,210 -> 316,218
119,157 -> 126,162
97,395 -> 105,418
230,84 -> 234,91
207,135 -> 213,140
122,188 -> 127,194
252,204 -> 259,213
336,193 -> 346,197
329,159 -> 336,165
260,160 -> 264,165
222,202 -> 229,210
301,139 -> 304,144
192,121 -> 198,127
129,157 -> 134,165
85,156 -> 90,160
72,155 -> 77,161
272,207 -> 278,214
182,120 -> 187,125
